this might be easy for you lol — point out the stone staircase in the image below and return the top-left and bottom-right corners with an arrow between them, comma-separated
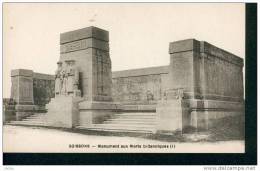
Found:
7,112 -> 158,134
77,112 -> 157,133
7,113 -> 47,126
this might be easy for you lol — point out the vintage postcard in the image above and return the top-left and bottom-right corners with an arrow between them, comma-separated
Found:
3,3 -> 246,154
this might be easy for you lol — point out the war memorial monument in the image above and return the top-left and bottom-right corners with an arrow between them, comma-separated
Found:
3,26 -> 244,135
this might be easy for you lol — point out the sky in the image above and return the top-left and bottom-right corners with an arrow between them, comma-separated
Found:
3,3 -> 245,98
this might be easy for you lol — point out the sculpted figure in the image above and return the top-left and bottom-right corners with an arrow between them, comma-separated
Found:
177,89 -> 184,99
54,61 -> 63,96
65,60 -> 80,96
146,90 -> 154,103
60,64 -> 68,95
163,91 -> 167,100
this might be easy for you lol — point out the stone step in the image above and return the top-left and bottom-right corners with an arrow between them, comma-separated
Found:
81,112 -> 158,133
26,116 -> 46,118
10,120 -> 45,124
27,113 -> 46,116
77,125 -> 155,133
22,118 -> 47,122
106,118 -> 156,122
114,113 -> 156,116
8,121 -> 46,126
91,123 -> 154,129
23,118 -> 47,122
26,114 -> 46,117
32,112 -> 46,114
29,112 -> 46,115
112,115 -> 156,119
26,114 -> 47,117
26,115 -> 46,119
103,120 -> 156,125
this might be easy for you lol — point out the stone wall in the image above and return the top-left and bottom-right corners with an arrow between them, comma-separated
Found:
3,98 -> 16,122
11,69 -> 34,105
33,72 -> 55,106
168,39 -> 244,101
10,69 -> 54,109
9,66 -> 169,110
199,41 -> 244,101
112,66 -> 169,104
9,40 -> 244,108
156,39 -> 244,133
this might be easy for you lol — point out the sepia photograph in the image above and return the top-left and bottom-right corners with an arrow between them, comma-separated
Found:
1,2 -> 257,165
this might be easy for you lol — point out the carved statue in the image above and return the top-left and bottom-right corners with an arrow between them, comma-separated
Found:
177,89 -> 184,99
54,59 -> 81,97
54,61 -> 63,96
146,90 -> 154,103
60,64 -> 68,95
65,60 -> 80,97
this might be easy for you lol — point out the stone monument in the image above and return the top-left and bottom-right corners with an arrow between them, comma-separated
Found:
5,27 -> 244,135
46,26 -> 119,128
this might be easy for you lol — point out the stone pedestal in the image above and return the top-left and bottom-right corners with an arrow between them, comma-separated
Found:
3,105 -> 16,122
189,100 -> 244,130
156,99 -> 189,133
10,69 -> 35,120
3,99 -> 16,122
46,96 -> 83,128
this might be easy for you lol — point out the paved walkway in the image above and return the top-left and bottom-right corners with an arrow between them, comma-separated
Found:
3,125 -> 244,153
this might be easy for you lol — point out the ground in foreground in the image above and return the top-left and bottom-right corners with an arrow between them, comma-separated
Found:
3,125 -> 244,153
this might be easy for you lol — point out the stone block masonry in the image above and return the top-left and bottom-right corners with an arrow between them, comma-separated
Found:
7,69 -> 54,121
11,69 -> 34,105
10,69 -> 35,120
60,26 -> 112,101
112,66 -> 169,105
33,72 -> 55,107
156,39 -> 244,133
168,39 -> 244,101
8,65 -> 169,119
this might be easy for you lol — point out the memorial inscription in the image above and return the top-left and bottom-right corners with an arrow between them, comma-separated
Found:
60,38 -> 109,54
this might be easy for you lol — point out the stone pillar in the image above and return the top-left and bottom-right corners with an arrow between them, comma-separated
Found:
10,69 -> 35,120
156,99 -> 190,134
168,39 -> 202,99
59,26 -> 112,101
46,26 -> 120,128
156,40 -> 200,133
156,39 -> 244,133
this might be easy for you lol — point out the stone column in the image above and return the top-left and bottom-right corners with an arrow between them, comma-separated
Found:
168,39 -> 202,99
156,39 -> 201,134
46,26 -> 120,128
59,26 -> 112,101
10,69 -> 35,120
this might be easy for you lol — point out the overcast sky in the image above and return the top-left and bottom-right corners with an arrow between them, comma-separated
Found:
3,3 -> 245,98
